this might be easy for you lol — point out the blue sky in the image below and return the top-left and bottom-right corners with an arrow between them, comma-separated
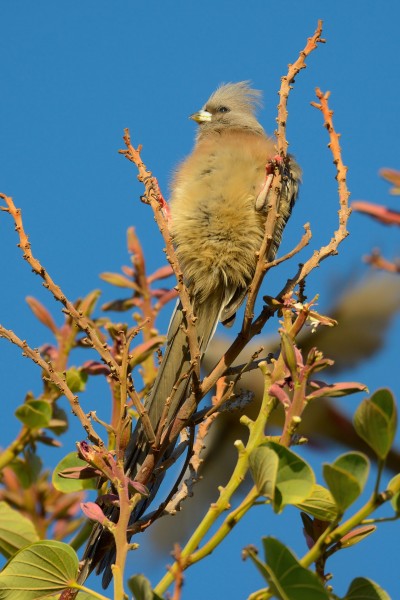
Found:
1,2 -> 400,599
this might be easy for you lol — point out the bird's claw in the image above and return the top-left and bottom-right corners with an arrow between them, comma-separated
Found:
153,178 -> 171,222
255,155 -> 284,212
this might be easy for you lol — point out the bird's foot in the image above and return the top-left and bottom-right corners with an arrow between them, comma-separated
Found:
153,178 -> 171,222
255,155 -> 284,212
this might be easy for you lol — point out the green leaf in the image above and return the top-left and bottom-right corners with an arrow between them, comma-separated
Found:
249,446 -> 279,499
323,452 -> 369,512
343,577 -> 391,600
295,484 -> 338,521
280,332 -> 299,382
15,400 -> 52,428
387,473 -> 400,513
265,442 -> 315,513
353,388 -> 397,460
52,452 -> 98,493
65,368 -> 88,393
10,454 -> 42,489
0,540 -> 79,599
245,537 -> 329,599
128,574 -> 163,600
47,404 -> 69,435
0,502 -> 39,559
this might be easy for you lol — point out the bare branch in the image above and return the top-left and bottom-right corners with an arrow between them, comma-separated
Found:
0,324 -> 102,445
276,19 -> 325,154
0,193 -> 119,379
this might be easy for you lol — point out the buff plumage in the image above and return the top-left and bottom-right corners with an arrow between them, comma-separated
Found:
79,81 -> 301,589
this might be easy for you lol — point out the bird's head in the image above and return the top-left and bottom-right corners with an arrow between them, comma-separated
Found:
190,81 -> 265,138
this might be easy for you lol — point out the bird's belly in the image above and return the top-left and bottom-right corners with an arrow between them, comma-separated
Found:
169,135 -> 276,299
171,169 -> 266,299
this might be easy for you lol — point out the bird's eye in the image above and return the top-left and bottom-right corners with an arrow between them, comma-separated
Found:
218,106 -> 230,113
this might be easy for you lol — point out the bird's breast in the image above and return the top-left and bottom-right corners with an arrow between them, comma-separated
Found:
169,132 -> 276,300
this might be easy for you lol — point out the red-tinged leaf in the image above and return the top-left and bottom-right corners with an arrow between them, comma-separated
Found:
77,441 -> 96,462
53,452 -> 99,493
309,379 -> 326,389
98,493 -> 120,507
122,265 -> 135,277
100,271 -> 141,291
37,434 -> 62,447
148,265 -> 174,283
307,310 -> 337,328
48,404 -> 68,434
81,502 -> 107,524
39,344 -> 58,362
48,419 -> 68,431
352,201 -> 400,225
77,289 -> 101,317
127,226 -> 145,268
51,494 -> 84,519
300,513 -> 318,550
101,297 -> 141,312
269,383 -> 291,408
308,357 -> 334,374
303,529 -> 315,550
154,288 -> 179,309
151,287 -> 172,298
105,322 -> 128,339
380,168 -> 400,194
339,525 -> 376,548
129,336 -> 165,368
128,480 -> 150,497
58,466 -> 101,480
26,296 -> 58,334
307,381 -> 368,400
81,360 -> 111,376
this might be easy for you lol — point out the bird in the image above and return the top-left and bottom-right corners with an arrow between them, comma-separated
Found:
78,81 -> 301,588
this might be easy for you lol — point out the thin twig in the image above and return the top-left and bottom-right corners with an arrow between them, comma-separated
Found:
201,82 -> 350,399
165,408 -> 219,514
119,133 -> 202,388
242,172 -> 283,336
264,223 -> 311,269
276,19 -> 325,154
0,325 -> 102,445
170,544 -> 184,600
365,249 -> 400,273
0,194 -> 120,380
200,24 -> 324,398
127,429 -> 195,534
119,328 -> 156,447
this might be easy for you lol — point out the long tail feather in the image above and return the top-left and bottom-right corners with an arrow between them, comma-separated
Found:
79,289 -> 226,588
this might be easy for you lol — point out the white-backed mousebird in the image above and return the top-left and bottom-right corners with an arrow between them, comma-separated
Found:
78,82 -> 301,588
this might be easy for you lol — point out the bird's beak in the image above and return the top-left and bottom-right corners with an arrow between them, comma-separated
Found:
190,109 -> 212,123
